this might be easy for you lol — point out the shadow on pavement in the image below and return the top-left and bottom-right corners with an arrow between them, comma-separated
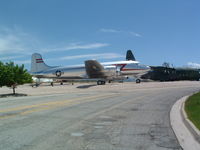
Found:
76,84 -> 97,89
0,93 -> 28,98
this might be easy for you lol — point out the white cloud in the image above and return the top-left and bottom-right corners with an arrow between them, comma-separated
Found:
0,26 -> 110,55
0,55 -> 23,61
62,43 -> 109,51
100,28 -> 121,33
0,26 -> 111,66
130,32 -> 142,37
0,26 -> 39,55
14,60 -> 30,65
187,62 -> 200,69
41,42 -> 109,53
60,53 -> 123,60
0,33 -> 24,54
100,28 -> 142,37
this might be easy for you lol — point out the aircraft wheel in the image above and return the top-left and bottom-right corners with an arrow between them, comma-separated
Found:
101,81 -> 106,85
136,79 -> 141,84
97,80 -> 106,85
97,80 -> 102,85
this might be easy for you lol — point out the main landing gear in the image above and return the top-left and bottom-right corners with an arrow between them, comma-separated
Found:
136,79 -> 141,83
97,80 -> 106,85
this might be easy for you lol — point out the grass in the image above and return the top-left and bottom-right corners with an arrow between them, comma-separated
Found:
185,92 -> 200,130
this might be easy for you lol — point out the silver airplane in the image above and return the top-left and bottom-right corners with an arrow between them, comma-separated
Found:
30,50 -> 150,85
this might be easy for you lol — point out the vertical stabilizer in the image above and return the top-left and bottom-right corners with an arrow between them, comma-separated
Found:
31,53 -> 52,73
126,50 -> 136,61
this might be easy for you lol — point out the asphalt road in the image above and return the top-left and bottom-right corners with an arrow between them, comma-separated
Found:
0,82 -> 200,150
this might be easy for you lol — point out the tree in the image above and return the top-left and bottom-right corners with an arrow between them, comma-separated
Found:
162,62 -> 170,68
0,61 -> 32,94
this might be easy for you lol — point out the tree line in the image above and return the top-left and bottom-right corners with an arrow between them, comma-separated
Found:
0,61 -> 32,94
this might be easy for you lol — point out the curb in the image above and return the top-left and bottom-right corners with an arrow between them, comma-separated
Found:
181,98 -> 200,143
170,96 -> 200,150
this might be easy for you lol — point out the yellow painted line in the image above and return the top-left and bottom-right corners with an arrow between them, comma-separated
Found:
0,94 -> 112,113
0,94 -> 117,119
20,94 -> 116,115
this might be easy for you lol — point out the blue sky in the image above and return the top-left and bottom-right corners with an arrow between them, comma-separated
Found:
0,0 -> 200,69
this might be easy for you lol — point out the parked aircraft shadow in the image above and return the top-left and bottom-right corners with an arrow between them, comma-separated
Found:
76,84 -> 97,89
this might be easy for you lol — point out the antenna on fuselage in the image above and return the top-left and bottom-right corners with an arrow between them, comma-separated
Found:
126,50 -> 136,61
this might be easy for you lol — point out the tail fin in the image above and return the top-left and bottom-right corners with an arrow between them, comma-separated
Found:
31,53 -> 53,73
126,50 -> 136,61
85,60 -> 107,78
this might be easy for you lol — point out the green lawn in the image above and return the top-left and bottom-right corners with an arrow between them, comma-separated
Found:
185,92 -> 200,130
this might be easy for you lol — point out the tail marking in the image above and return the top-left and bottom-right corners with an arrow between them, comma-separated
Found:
36,58 -> 44,63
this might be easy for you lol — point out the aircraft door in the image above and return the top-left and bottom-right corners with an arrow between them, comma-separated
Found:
116,66 -> 121,76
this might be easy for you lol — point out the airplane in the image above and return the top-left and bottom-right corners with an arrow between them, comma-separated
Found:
30,50 -> 150,85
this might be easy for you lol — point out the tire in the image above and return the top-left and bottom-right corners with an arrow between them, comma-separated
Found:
97,80 -> 102,85
136,79 -> 141,83
97,80 -> 106,85
101,81 -> 106,85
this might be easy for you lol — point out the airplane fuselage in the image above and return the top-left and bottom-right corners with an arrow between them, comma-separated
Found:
32,60 -> 150,79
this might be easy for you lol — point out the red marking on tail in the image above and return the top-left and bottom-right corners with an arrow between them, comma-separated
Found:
36,59 -> 44,63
